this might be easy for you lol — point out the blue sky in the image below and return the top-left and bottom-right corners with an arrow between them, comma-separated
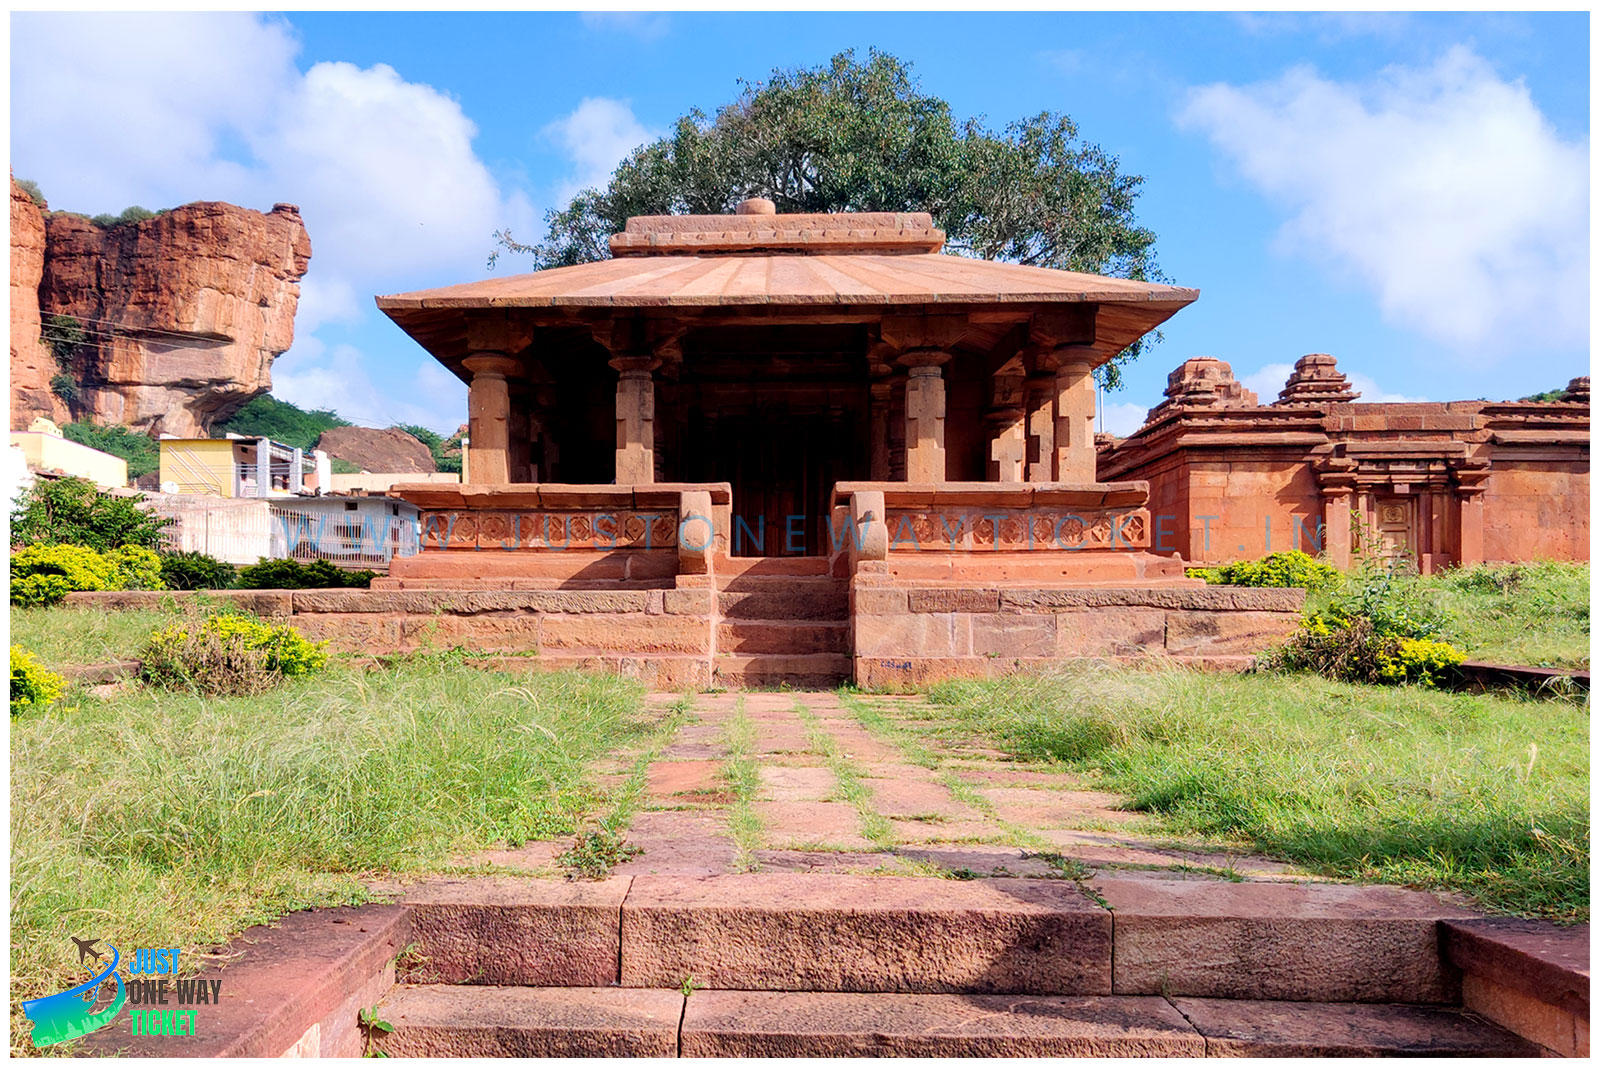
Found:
11,10 -> 1591,435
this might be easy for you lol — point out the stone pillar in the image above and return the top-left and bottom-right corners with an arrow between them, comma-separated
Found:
678,489 -> 715,576
1458,490 -> 1485,567
869,380 -> 892,481
462,353 -> 519,485
900,349 -> 949,483
611,355 -> 658,485
255,437 -> 271,497
289,447 -> 304,494
1025,377 -> 1054,482
987,408 -> 1026,482
1322,490 -> 1352,568
1052,353 -> 1097,483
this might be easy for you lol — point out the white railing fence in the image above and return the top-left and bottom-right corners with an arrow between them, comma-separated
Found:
268,504 -> 421,568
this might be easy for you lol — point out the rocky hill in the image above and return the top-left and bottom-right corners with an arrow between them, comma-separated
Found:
10,180 -> 62,426
9,177 -> 311,435
315,426 -> 437,473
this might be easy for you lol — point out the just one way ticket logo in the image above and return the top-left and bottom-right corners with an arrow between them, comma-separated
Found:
21,936 -> 222,1047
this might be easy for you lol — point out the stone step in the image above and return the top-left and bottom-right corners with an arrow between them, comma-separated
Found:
717,555 -> 835,581
374,987 -> 1537,1057
621,873 -> 1111,994
718,620 -> 851,655
375,985 -> 682,1057
401,873 -> 1476,1002
717,580 -> 848,620
712,654 -> 851,689
683,992 -> 1538,1057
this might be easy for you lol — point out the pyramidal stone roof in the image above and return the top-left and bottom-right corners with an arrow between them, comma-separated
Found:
375,200 -> 1198,368
378,200 -> 1195,312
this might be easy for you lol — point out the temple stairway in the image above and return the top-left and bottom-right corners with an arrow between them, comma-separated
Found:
710,557 -> 851,689
373,873 -> 1541,1057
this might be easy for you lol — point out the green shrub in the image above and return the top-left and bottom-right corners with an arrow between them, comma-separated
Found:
140,614 -> 329,695
13,545 -> 120,606
110,545 -> 165,590
10,646 -> 66,716
236,558 -> 375,590
49,373 -> 79,404
159,551 -> 237,591
1188,550 -> 1341,590
41,314 -> 85,371
391,422 -> 462,473
10,543 -> 166,607
62,422 -> 160,480
1266,559 -> 1464,686
1374,636 -> 1467,687
16,178 -> 45,208
10,476 -> 172,551
90,206 -> 157,228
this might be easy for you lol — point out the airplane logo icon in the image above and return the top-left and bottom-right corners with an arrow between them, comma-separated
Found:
70,937 -> 104,967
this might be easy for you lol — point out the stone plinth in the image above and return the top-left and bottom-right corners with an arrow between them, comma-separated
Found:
827,481 -> 1296,690
387,482 -> 733,586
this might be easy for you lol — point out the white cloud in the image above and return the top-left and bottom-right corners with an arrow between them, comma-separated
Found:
1343,372 -> 1428,404
1240,363 -> 1296,401
580,12 -> 671,41
543,97 -> 655,200
1240,362 -> 1426,404
273,337 -> 464,435
1100,401 -> 1150,438
1232,12 -> 1415,42
12,12 -> 530,432
1180,47 -> 1588,356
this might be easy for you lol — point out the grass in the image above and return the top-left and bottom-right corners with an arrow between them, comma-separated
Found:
10,603 -> 188,669
720,698 -> 765,869
556,697 -> 689,877
11,625 -> 652,1054
793,702 -> 895,846
928,665 -> 1588,921
1305,561 -> 1590,668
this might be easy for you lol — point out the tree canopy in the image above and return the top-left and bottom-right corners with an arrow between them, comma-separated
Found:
214,394 -> 351,452
494,50 -> 1163,382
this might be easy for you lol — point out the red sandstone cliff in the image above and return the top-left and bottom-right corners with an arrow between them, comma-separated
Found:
10,179 -> 66,428
12,181 -> 312,436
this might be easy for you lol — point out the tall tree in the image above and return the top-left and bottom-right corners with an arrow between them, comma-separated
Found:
494,50 -> 1164,383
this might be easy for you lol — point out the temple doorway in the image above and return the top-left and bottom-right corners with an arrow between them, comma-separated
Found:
668,324 -> 871,556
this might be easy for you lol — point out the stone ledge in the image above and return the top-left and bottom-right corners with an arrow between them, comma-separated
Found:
1442,918 -> 1589,1017
1000,587 -> 1305,612
680,990 -> 1203,1056
79,903 -> 408,1058
403,876 -> 630,987
62,590 -> 293,615
1095,877 -> 1469,1004
290,589 -> 657,615
620,873 -> 1110,994
389,482 -> 732,509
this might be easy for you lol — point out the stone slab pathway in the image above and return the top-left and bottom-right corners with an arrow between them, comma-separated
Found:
461,691 -> 1307,883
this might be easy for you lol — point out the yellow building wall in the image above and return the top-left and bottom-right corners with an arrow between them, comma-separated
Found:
9,432 -> 128,489
159,439 -> 239,497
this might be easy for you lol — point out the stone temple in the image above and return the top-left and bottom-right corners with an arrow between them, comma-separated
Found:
1100,357 -> 1590,571
347,201 -> 1318,688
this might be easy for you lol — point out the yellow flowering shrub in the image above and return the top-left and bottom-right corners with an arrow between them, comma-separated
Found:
1374,637 -> 1468,687
10,543 -> 166,607
11,646 -> 66,716
141,614 -> 329,695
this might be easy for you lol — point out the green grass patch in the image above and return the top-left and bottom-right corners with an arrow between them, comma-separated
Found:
1310,561 -> 1589,669
11,653 -> 650,1053
721,698 -> 765,869
11,602 -> 187,669
928,666 -> 1588,921
794,702 -> 894,846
